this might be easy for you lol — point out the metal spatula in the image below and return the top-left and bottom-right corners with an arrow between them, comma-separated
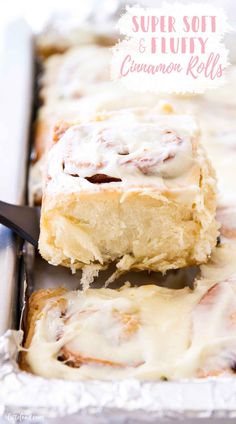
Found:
0,201 -> 40,247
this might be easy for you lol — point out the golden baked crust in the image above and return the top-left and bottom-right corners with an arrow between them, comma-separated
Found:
20,288 -> 67,372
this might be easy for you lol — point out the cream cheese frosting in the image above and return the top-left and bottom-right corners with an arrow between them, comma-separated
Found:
41,45 -> 113,102
24,243 -> 236,380
44,107 -> 207,206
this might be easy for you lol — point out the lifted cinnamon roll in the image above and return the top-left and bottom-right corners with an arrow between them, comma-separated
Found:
39,106 -> 218,276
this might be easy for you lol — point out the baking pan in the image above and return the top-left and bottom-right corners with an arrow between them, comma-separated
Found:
0,19 -> 33,335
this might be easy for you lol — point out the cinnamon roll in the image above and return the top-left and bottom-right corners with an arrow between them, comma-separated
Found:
39,106 -> 218,275
34,92 -> 165,162
217,206 -> 236,241
36,27 -> 116,59
40,46 -> 113,103
30,91 -> 164,205
194,279 -> 236,378
21,244 -> 236,380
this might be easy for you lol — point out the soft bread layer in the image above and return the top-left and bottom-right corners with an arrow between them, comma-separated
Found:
40,189 -> 217,274
21,243 -> 236,380
39,107 -> 218,273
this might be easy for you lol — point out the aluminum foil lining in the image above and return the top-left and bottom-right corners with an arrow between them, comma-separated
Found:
1,330 -> 236,422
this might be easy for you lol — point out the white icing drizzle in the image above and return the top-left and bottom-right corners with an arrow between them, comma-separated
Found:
25,244 -> 236,380
45,107 -> 204,206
